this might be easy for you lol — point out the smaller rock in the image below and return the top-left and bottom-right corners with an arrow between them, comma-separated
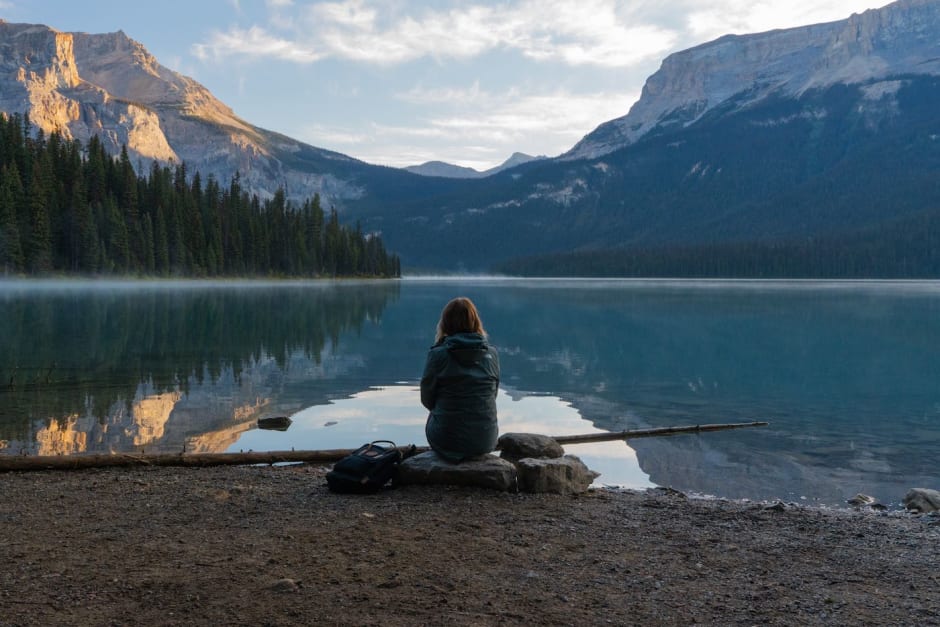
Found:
266,578 -> 300,593
649,486 -> 687,499
515,455 -> 599,494
847,493 -> 879,508
498,433 -> 564,461
903,488 -> 940,513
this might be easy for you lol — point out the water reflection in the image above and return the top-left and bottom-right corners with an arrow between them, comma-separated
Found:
2,278 -> 940,507
232,386 -> 654,489
0,281 -> 399,455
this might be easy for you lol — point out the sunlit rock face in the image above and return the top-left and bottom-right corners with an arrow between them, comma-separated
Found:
34,414 -> 88,456
566,0 -> 940,159
0,20 -> 363,205
125,390 -> 182,447
7,384 -> 270,456
182,421 -> 257,455
170,394 -> 271,454
24,388 -> 180,455
0,21 -> 177,162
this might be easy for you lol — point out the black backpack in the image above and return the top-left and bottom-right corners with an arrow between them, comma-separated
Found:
325,441 -> 404,493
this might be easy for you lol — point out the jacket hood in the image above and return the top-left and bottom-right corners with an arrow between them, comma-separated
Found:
442,332 -> 490,366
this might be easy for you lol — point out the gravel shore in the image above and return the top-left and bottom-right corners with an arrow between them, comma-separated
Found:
1,464 -> 938,626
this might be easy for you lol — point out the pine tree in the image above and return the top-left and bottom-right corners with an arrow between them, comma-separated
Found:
0,167 -> 24,272
104,196 -> 130,271
153,204 -> 169,275
26,167 -> 53,272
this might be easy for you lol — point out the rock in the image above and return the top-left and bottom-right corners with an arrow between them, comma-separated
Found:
397,451 -> 517,492
649,487 -> 688,499
514,455 -> 599,495
497,433 -> 564,461
903,488 -> 940,513
257,416 -> 292,431
846,493 -> 876,507
266,578 -> 300,593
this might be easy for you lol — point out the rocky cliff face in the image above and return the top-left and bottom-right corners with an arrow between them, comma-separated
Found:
0,20 -> 364,204
567,0 -> 940,159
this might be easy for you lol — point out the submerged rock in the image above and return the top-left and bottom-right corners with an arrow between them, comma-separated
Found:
257,416 -> 292,431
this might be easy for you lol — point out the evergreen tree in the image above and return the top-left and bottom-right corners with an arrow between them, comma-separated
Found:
26,168 -> 53,272
0,167 -> 24,272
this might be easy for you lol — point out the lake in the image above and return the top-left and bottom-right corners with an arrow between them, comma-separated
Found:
2,277 -> 939,507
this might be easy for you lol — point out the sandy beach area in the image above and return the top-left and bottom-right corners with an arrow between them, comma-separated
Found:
1,463 -> 938,626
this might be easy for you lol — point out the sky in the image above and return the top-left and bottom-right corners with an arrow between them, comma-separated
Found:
2,0 -> 892,170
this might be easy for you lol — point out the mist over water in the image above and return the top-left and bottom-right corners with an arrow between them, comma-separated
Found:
2,278 -> 939,506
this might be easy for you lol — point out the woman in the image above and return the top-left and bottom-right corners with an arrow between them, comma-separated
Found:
420,297 -> 500,462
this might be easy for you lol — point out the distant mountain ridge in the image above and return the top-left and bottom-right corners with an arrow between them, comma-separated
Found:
405,152 -> 547,178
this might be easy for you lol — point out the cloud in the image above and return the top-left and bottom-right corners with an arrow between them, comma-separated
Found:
302,86 -> 639,167
192,25 -> 323,63
683,0 -> 893,41
194,1 -> 887,68
194,0 -> 677,68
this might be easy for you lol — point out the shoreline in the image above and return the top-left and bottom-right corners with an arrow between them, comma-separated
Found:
2,463 -> 938,625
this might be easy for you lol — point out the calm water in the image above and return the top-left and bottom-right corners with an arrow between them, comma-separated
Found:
2,277 -> 939,507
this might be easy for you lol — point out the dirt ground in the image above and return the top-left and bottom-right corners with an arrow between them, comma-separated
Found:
1,463 -> 939,626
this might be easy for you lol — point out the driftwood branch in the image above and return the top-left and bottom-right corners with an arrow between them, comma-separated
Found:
0,421 -> 767,472
551,421 -> 769,445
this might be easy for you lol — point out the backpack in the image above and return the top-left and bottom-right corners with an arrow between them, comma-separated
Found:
325,441 -> 404,494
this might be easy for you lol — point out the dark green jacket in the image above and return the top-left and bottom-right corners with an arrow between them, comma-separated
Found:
421,332 -> 500,461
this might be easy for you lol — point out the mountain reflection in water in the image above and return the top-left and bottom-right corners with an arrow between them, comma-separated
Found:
2,278 -> 939,507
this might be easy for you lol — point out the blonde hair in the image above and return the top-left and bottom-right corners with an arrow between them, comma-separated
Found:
435,297 -> 486,343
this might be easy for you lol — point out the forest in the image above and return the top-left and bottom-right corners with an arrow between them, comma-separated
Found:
0,113 -> 400,278
496,206 -> 940,279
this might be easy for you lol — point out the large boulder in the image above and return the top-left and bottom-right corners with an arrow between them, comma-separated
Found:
515,455 -> 599,494
497,433 -> 564,461
903,488 -> 940,513
397,451 -> 518,491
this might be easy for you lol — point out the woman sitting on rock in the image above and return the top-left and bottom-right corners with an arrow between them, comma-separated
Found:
420,297 -> 500,462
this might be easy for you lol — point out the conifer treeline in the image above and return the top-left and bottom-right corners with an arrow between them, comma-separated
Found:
0,113 -> 400,277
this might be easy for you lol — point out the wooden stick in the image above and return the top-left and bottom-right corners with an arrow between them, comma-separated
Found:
551,421 -> 768,445
0,421 -> 766,472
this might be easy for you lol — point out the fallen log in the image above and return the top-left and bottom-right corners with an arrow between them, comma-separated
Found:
0,448 -> 393,472
0,421 -> 767,472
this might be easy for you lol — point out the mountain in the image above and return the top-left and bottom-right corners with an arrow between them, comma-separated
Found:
565,0 -> 940,160
4,1 -> 940,276
404,152 -> 547,179
340,0 -> 940,274
0,20 -> 420,207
